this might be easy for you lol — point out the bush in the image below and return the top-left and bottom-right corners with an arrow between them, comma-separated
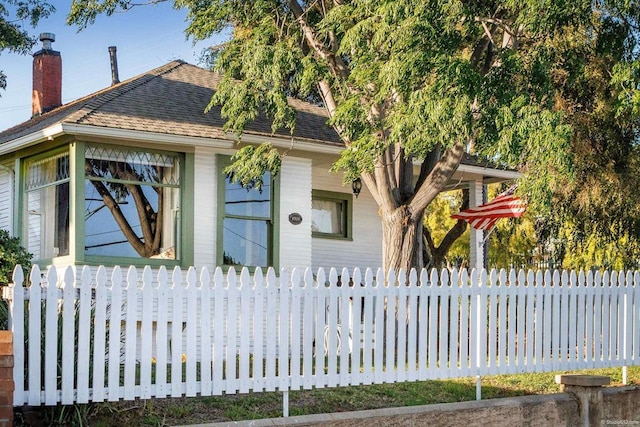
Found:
0,229 -> 32,330
0,229 -> 32,285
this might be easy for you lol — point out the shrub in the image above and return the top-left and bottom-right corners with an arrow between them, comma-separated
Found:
0,229 -> 32,330
0,229 -> 32,285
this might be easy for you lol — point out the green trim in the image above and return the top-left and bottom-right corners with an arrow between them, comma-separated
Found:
86,176 -> 179,188
17,141 -> 191,267
20,145 -> 72,260
311,189 -> 353,241
271,172 -> 280,269
216,155 -> 280,271
14,157 -> 23,243
71,141 -> 84,263
181,152 -> 195,266
81,143 -> 187,265
82,255 -> 180,268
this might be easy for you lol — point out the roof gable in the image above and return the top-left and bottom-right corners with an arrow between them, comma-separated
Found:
0,61 -> 342,146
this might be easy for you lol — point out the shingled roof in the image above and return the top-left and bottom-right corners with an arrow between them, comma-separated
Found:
0,60 -> 342,146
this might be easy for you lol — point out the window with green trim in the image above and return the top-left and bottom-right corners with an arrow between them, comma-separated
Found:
311,190 -> 352,240
24,149 -> 70,259
84,145 -> 181,259
218,157 -> 277,268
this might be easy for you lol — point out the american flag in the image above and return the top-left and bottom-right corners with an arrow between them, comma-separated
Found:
451,186 -> 527,231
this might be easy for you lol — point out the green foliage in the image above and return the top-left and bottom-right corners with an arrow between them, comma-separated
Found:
172,0 -> 578,179
424,192 -> 470,268
0,229 -> 32,285
223,143 -> 281,191
0,0 -> 55,93
531,5 -> 640,270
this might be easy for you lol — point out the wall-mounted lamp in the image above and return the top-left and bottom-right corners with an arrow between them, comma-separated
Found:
352,177 -> 362,198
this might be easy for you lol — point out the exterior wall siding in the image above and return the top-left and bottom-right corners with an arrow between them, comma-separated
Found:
311,166 -> 382,272
278,157 -> 312,271
0,168 -> 12,233
192,147 -> 218,271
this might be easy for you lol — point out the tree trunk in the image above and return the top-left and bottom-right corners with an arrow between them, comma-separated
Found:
382,205 -> 424,274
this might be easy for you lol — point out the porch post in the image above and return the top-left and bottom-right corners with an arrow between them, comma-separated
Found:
469,178 -> 485,270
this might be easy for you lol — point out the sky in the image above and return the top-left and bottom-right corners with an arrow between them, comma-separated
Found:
0,0 -> 227,131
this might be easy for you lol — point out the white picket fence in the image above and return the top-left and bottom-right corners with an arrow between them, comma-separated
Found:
3,264 -> 640,411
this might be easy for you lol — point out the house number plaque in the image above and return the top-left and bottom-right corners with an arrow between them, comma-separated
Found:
288,213 -> 303,225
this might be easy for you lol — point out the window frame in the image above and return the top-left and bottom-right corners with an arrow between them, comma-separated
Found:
81,142 -> 190,266
216,155 -> 279,270
22,146 -> 71,262
311,189 -> 353,241
18,141 -> 194,268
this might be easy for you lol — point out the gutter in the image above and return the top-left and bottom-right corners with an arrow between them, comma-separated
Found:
1,123 -> 519,180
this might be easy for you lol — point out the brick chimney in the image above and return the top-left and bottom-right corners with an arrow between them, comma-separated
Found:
32,33 -> 62,116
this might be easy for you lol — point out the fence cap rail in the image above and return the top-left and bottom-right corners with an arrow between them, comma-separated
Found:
555,375 -> 611,387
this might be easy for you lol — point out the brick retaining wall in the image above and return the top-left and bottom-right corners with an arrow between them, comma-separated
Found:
0,332 -> 13,427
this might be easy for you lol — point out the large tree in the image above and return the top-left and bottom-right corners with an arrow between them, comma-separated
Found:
536,6 -> 640,270
71,1 -> 640,272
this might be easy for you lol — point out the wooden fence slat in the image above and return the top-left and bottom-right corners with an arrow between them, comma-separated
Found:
289,269 -> 302,391
427,269 -> 439,378
487,270 -> 498,374
252,269 -> 265,392
139,266 -> 154,399
327,269 -> 339,388
199,268 -> 212,396
170,267 -> 184,397
92,266 -> 108,402
302,269 -> 314,390
314,269 -> 326,388
76,266 -> 92,403
44,267 -> 59,405
155,267 -> 169,398
594,272 -> 604,367
107,267 -> 123,401
238,268 -> 252,393
212,268 -> 225,395
458,270 -> 470,377
533,271 -> 544,373
264,269 -> 278,392
123,267 -> 138,401
10,266 -> 25,405
61,267 -> 76,405
384,270 -> 397,383
351,269 -> 364,384
373,268 -> 385,383
185,267 -> 198,397
226,269 -> 239,394
339,268 -> 350,387
27,265 -> 42,406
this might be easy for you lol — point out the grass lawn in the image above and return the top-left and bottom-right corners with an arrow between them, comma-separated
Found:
21,366 -> 638,426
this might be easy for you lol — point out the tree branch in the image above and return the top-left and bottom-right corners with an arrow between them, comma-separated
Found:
409,142 -> 465,219
287,0 -> 349,79
85,165 -> 146,256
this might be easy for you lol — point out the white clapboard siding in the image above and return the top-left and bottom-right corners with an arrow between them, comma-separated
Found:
279,157 -> 313,270
0,167 -> 12,233
192,147 -> 218,271
4,265 -> 640,406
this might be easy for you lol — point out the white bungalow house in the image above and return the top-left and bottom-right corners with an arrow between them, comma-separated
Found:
0,35 -> 519,273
